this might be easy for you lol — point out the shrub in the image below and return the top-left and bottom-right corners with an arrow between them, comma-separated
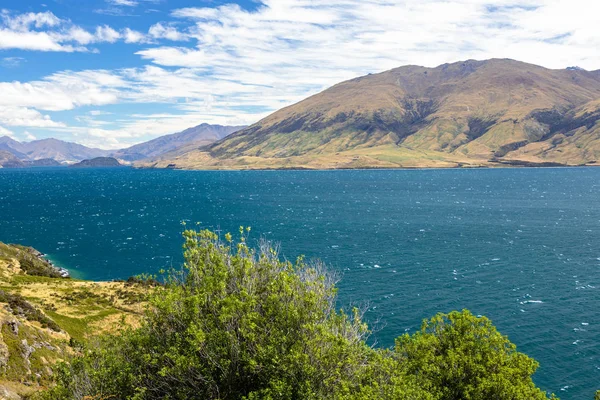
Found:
40,229 -> 556,400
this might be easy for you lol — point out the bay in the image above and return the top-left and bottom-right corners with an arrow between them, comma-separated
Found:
0,167 -> 599,399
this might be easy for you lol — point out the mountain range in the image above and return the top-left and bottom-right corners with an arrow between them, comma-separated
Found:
142,59 -> 600,169
0,123 -> 245,168
4,59 -> 600,170
0,136 -> 109,164
113,123 -> 244,161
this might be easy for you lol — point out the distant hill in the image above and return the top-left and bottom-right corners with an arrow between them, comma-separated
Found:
142,59 -> 600,169
70,157 -> 123,168
113,123 -> 245,162
0,150 -> 25,168
0,124 -> 244,166
0,136 -> 109,163
24,158 -> 62,167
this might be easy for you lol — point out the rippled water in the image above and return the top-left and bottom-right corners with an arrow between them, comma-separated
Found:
1,167 -> 599,399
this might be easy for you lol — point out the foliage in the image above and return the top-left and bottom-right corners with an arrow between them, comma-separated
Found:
39,229 -> 556,400
395,310 -> 556,400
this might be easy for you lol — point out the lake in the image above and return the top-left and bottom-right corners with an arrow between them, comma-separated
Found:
0,167 -> 599,399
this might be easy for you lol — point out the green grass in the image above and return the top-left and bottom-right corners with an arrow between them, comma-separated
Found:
1,324 -> 30,381
44,309 -> 121,342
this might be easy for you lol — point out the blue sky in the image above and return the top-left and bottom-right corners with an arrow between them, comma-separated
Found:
0,0 -> 598,149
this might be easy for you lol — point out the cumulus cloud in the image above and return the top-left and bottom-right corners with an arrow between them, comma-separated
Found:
0,106 -> 66,128
0,125 -> 14,138
148,23 -> 187,41
0,10 -> 158,52
1,11 -> 61,31
123,28 -> 146,43
95,25 -> 121,43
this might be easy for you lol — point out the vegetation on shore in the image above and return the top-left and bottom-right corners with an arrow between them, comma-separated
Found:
0,242 -> 148,398
38,228 -> 558,400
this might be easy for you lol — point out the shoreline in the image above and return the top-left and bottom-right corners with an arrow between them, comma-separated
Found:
134,162 -> 600,172
29,248 -> 70,278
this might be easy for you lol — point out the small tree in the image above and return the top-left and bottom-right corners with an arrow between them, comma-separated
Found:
43,228 -> 380,399
395,310 -> 555,399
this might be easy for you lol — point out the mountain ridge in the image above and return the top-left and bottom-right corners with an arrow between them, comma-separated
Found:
113,123 -> 245,161
143,59 -> 600,170
0,123 -> 244,166
0,136 -> 110,163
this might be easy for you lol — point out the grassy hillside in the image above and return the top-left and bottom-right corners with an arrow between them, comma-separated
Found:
140,59 -> 600,169
0,243 -> 146,398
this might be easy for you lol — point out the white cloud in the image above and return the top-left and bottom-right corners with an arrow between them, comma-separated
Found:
0,106 -> 66,128
0,71 -> 121,112
67,26 -> 95,45
95,25 -> 121,43
0,29 -> 78,52
23,131 -> 37,141
107,0 -> 139,6
0,125 -> 14,138
0,10 -> 154,52
148,23 -> 187,41
123,28 -> 146,43
1,11 -> 61,31
1,57 -> 26,68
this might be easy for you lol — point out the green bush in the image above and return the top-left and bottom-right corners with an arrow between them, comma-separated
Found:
40,228 -> 556,400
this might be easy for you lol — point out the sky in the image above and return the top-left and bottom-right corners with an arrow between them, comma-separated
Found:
0,0 -> 599,149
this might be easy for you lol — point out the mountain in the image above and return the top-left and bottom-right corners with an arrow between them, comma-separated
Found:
24,158 -> 62,167
0,150 -> 25,168
143,59 -> 600,169
70,157 -> 123,168
0,136 -> 110,163
113,123 -> 245,162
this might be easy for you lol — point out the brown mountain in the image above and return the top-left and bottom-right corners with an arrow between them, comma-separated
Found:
0,136 -> 110,163
144,59 -> 600,169
70,157 -> 123,168
113,123 -> 245,161
0,150 -> 25,168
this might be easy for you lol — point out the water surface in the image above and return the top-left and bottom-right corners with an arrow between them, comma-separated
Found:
0,167 -> 599,399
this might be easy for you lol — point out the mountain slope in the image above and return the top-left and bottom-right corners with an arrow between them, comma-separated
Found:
0,151 -> 24,168
113,123 -> 245,161
0,242 -> 145,398
70,157 -> 123,168
0,136 -> 109,163
145,59 -> 600,169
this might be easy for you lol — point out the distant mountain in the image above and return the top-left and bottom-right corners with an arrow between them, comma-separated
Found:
70,157 -> 123,168
113,123 -> 245,162
24,158 -> 62,167
143,59 -> 600,169
0,136 -> 29,159
0,136 -> 109,163
0,150 -> 25,168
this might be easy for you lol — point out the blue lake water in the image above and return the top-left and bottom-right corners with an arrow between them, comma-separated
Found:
0,167 -> 599,399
